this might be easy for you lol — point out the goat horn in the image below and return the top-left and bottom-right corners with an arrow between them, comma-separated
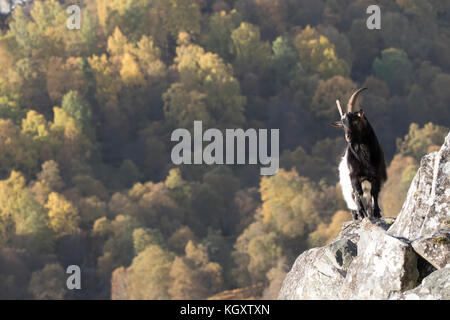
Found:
347,88 -> 367,113
336,100 -> 344,117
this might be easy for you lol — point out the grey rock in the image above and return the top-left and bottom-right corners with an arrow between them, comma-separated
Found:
388,133 -> 450,241
277,247 -> 340,300
278,219 -> 391,300
340,219 -> 419,299
389,266 -> 450,300
411,229 -> 450,269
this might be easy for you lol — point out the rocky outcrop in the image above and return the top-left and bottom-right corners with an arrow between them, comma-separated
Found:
278,132 -> 450,300
340,219 -> 419,299
411,230 -> 449,270
389,266 -> 450,300
388,133 -> 450,242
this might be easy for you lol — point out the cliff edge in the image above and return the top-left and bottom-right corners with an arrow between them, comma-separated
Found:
278,132 -> 450,300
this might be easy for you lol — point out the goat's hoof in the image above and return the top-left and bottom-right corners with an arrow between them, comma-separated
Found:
358,210 -> 367,220
373,209 -> 382,219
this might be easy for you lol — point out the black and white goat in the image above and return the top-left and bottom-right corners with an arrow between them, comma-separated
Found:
331,88 -> 387,220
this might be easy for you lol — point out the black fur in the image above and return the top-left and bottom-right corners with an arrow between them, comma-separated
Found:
342,112 -> 387,220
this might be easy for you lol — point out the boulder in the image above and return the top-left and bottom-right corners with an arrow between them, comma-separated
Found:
278,219 -> 390,300
389,266 -> 450,300
411,229 -> 450,269
340,219 -> 419,299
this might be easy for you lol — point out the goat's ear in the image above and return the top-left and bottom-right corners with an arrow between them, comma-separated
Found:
331,121 -> 343,128
358,109 -> 364,118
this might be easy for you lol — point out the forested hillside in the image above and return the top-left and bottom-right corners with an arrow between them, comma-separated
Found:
0,0 -> 448,299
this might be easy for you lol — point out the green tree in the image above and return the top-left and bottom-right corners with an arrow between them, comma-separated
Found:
271,36 -> 297,89
61,91 -> 93,134
230,22 -> 271,75
202,9 -> 242,61
373,48 -> 413,95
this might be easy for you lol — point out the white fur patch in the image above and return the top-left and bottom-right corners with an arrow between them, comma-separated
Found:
339,150 -> 358,210
339,151 -> 372,212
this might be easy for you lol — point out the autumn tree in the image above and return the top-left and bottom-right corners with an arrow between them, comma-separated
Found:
0,171 -> 53,252
116,244 -> 173,299
8,1 -> 67,61
163,35 -> 246,129
310,75 -> 356,119
397,122 -> 448,161
260,169 -> 323,239
29,263 -> 66,300
0,119 -> 38,177
293,26 -> 350,79
45,192 -> 80,237
308,210 -> 350,247
30,160 -> 65,205
46,57 -> 88,103
232,217 -> 282,286
169,241 -> 223,299
230,22 -> 271,75
133,228 -> 164,255
380,155 -> 418,217
95,215 -> 141,278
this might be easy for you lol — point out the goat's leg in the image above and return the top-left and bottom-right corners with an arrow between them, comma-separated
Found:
351,210 -> 359,221
351,177 -> 366,219
371,180 -> 382,218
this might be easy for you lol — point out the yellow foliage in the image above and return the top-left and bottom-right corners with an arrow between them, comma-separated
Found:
308,210 -> 350,247
260,169 -> 322,238
21,110 -> 49,138
120,53 -> 146,86
294,25 -> 349,78
380,154 -> 418,217
45,192 -> 80,237
107,28 -> 132,57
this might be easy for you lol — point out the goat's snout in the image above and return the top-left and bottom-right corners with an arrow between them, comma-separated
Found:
345,129 -> 351,143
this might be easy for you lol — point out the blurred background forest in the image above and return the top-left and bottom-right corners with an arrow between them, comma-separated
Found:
0,0 -> 449,300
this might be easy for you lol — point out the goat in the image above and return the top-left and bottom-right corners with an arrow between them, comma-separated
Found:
331,88 -> 387,220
